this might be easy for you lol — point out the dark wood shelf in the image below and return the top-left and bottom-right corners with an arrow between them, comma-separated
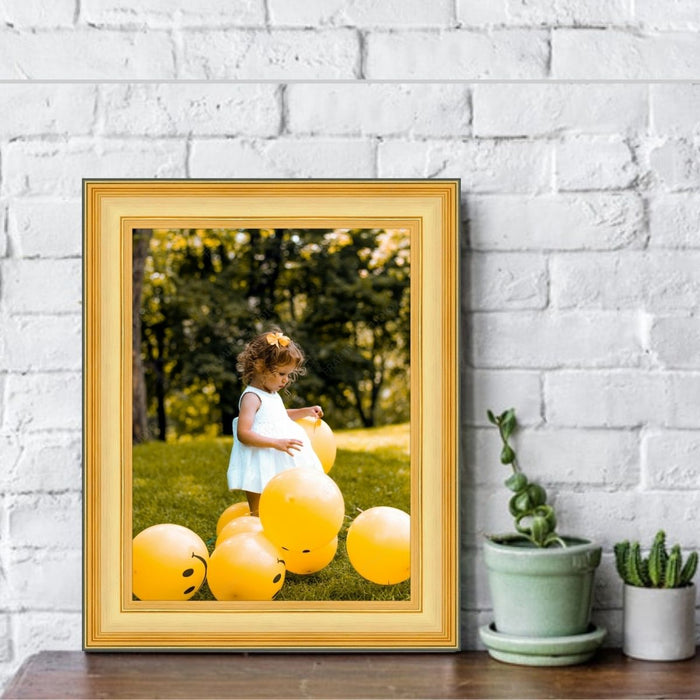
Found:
3,648 -> 699,699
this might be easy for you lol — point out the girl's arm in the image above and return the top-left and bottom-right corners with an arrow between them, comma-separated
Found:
237,393 -> 303,456
287,405 -> 323,421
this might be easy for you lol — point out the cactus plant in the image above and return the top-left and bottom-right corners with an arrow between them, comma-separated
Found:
487,408 -> 565,548
614,530 -> 698,588
647,530 -> 667,587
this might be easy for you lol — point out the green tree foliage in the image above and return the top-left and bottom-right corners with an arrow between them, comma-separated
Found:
137,227 -> 410,440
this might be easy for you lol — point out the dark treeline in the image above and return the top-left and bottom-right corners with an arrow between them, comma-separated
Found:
133,227 -> 410,443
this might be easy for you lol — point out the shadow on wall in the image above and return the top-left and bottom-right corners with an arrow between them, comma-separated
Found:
459,200 -> 480,645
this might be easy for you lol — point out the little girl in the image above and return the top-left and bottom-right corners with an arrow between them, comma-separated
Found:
226,329 -> 324,515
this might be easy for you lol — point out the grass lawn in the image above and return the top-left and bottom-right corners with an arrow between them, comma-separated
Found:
132,423 -> 411,601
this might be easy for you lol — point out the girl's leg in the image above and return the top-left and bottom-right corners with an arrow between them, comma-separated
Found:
245,491 -> 261,516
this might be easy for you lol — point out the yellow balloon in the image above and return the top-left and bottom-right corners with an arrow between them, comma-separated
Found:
215,515 -> 264,548
346,507 -> 411,585
216,501 -> 251,535
207,532 -> 286,601
281,537 -> 338,575
259,467 -> 345,552
132,523 -> 209,601
295,417 -> 337,473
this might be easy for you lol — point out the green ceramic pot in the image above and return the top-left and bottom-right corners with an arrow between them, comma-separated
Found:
483,536 -> 602,638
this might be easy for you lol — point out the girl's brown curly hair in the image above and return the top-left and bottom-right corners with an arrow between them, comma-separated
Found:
236,329 -> 306,386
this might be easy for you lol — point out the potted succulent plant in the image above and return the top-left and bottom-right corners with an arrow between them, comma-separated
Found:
615,531 -> 698,661
478,408 -> 606,666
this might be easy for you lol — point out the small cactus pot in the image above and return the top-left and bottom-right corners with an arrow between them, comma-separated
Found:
483,536 -> 601,638
623,583 -> 697,661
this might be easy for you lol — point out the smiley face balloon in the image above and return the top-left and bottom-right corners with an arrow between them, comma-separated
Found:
259,467 -> 345,552
216,501 -> 251,535
295,417 -> 337,473
207,532 -> 286,601
281,537 -> 338,575
346,507 -> 411,585
132,523 -> 209,600
215,515 -> 264,548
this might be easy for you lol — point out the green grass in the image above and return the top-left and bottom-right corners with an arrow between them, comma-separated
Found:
132,423 -> 411,601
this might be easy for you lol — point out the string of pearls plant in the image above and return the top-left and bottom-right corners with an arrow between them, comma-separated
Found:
487,408 -> 566,548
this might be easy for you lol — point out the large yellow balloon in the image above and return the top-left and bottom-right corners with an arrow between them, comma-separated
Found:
346,507 -> 411,585
295,417 -> 337,473
259,467 -> 345,552
216,501 -> 251,535
281,537 -> 338,575
132,523 -> 209,601
215,515 -> 264,548
207,532 -> 286,601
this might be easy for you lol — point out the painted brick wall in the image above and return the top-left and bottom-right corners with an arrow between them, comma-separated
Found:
1,0 -> 700,690
2,1 -> 700,78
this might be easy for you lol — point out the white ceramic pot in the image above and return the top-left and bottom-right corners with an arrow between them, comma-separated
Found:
623,583 -> 697,661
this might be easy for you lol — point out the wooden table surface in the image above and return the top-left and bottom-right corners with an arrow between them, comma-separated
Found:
3,649 -> 699,699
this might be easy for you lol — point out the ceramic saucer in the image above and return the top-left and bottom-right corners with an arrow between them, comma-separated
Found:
479,622 -> 607,666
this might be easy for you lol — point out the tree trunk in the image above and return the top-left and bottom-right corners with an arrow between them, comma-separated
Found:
132,229 -> 152,444
351,383 -> 373,428
154,323 -> 167,441
220,379 -> 236,437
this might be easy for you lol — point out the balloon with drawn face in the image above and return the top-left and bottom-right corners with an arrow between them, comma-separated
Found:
132,523 -> 209,601
259,467 -> 345,552
216,502 -> 251,535
207,532 -> 286,601
281,537 -> 338,575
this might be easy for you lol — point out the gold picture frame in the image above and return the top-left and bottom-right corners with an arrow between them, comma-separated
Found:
83,179 -> 460,650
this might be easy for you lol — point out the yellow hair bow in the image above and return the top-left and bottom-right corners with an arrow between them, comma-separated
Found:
266,331 -> 290,348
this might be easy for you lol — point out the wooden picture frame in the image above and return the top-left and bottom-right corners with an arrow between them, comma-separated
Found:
83,179 -> 460,650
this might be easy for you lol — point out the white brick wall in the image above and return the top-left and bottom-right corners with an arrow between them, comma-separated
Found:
379,139 -> 554,193
1,2 -> 700,689
635,0 -> 700,30
552,30 -> 700,79
556,136 -> 638,191
472,84 -> 648,137
364,30 -> 551,80
3,2 -> 700,78
98,84 -> 282,137
286,84 -> 472,137
0,30 -> 177,79
179,29 -> 361,80
457,0 -> 633,27
267,0 -> 455,28
82,0 -> 266,27
467,193 -> 646,250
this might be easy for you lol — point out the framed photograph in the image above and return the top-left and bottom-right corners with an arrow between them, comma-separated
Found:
83,179 -> 460,650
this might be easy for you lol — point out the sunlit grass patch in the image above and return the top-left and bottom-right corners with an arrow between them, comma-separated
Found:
334,422 -> 409,454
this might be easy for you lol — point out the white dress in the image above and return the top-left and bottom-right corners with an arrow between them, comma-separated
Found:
226,385 -> 323,493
